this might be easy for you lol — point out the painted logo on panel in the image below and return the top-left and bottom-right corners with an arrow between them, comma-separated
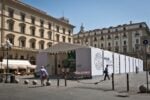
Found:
94,53 -> 103,70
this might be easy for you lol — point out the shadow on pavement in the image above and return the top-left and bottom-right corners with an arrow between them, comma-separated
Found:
74,86 -> 113,92
28,85 -> 43,88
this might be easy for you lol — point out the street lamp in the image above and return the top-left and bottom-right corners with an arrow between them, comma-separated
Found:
2,40 -> 13,83
0,43 -> 5,73
143,39 -> 149,93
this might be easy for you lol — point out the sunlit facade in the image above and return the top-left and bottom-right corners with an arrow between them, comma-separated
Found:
0,0 -> 74,64
74,22 -> 150,70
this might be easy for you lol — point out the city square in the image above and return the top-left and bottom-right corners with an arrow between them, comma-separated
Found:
0,0 -> 150,100
0,72 -> 150,100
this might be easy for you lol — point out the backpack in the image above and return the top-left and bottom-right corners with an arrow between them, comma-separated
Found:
41,70 -> 47,79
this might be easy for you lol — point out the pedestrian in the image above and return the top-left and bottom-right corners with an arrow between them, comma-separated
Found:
103,65 -> 110,80
136,66 -> 139,74
40,66 -> 49,86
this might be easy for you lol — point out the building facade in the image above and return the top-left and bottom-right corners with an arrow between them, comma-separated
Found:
0,0 -> 74,64
73,22 -> 150,70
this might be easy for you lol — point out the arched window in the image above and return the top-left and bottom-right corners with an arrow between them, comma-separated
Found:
19,23 -> 26,34
56,34 -> 60,42
39,40 -> 45,49
94,37 -> 97,41
62,36 -> 65,42
107,35 -> 111,39
6,34 -> 15,45
47,42 -> 52,48
7,19 -> 14,31
8,8 -> 14,18
30,26 -> 36,36
77,40 -> 80,43
29,38 -> 36,49
108,42 -> 111,47
101,36 -> 104,40
68,38 -> 71,43
39,29 -> 44,38
19,36 -> 26,47
48,31 -> 52,40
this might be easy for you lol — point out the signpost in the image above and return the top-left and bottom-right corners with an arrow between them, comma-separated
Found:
143,39 -> 149,93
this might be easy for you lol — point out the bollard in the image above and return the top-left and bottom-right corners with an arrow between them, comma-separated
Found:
112,73 -> 114,90
46,81 -> 51,86
57,77 -> 59,87
24,80 -> 29,85
127,73 -> 129,92
64,74 -> 67,87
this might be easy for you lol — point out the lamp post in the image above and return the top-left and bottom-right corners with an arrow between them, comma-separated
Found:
2,40 -> 13,83
1,43 -> 5,73
143,39 -> 149,93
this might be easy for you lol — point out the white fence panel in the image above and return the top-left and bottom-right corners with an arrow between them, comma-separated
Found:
104,50 -> 113,75
114,53 -> 120,74
120,54 -> 126,73
125,56 -> 130,73
91,48 -> 103,76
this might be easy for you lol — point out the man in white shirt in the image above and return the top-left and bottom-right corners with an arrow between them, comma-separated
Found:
40,66 -> 48,86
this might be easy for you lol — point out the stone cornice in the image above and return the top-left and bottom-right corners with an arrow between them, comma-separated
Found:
1,0 -> 75,28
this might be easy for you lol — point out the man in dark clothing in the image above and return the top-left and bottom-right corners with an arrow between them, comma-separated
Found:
104,65 -> 110,80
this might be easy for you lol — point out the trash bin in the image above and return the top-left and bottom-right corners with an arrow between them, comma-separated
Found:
10,74 -> 15,83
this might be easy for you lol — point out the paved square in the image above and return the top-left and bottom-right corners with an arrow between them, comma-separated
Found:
0,72 -> 150,100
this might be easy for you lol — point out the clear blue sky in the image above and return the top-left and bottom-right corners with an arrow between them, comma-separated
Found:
22,0 -> 150,33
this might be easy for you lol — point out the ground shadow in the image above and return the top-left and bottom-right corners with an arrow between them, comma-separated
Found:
74,86 -> 113,92
28,85 -> 47,88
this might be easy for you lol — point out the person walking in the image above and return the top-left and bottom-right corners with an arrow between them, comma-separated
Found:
103,65 -> 110,80
40,66 -> 49,86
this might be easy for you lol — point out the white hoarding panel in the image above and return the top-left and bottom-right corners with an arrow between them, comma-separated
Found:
104,50 -> 113,74
120,54 -> 126,73
139,59 -> 143,72
132,57 -> 135,72
129,57 -> 133,72
135,58 -> 139,71
91,48 -> 103,76
126,56 -> 130,73
114,53 -> 120,74
76,48 -> 91,76
133,58 -> 136,72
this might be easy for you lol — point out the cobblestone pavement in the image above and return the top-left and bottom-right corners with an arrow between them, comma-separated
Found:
0,72 -> 150,100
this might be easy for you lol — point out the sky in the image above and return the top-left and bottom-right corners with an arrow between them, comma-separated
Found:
22,0 -> 150,33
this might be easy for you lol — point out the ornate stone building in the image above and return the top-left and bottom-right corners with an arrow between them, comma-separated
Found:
73,22 -> 150,70
0,0 -> 74,64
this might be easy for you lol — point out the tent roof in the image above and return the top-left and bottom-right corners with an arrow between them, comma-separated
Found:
41,42 -> 90,53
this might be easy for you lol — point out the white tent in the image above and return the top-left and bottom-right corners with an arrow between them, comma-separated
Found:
37,42 -> 143,77
41,42 -> 89,53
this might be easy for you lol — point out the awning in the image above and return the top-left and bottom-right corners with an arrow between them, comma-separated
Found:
0,62 -> 5,69
0,65 -> 5,69
1,59 -> 32,69
18,65 -> 27,69
27,65 -> 36,69
41,42 -> 90,53
8,64 -> 18,69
